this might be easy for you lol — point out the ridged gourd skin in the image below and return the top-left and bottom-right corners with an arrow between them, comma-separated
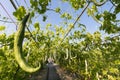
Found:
14,13 -> 40,73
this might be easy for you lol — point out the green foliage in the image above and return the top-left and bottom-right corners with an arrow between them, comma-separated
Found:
1,0 -> 120,79
0,33 -> 6,42
100,11 -> 119,34
55,7 -> 61,13
13,6 -> 26,21
0,33 -> 29,80
69,0 -> 86,10
0,26 -> 5,31
114,4 -> 120,14
61,12 -> 72,20
30,0 -> 51,14
43,15 -> 47,21
34,22 -> 40,31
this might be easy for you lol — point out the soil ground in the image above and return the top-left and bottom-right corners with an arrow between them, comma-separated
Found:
27,63 -> 79,80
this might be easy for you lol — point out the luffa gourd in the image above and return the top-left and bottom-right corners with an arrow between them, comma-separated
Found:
14,13 -> 40,73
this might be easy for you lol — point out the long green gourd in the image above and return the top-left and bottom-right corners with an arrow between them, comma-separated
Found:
14,13 -> 40,73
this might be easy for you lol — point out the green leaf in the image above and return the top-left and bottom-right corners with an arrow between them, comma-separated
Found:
91,5 -> 97,12
0,33 -> 6,42
43,15 -> 47,21
0,49 -> 4,56
70,0 -> 85,10
55,7 -> 61,13
87,8 -> 92,16
61,13 -> 72,19
114,4 -> 120,14
13,6 -> 26,21
34,22 -> 40,30
0,26 -> 5,31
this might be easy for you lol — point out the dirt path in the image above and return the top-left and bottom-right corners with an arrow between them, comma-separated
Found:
27,63 -> 79,80
27,63 -> 61,80
45,63 -> 61,80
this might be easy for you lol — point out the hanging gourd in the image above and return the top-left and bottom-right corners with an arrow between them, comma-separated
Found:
70,45 -> 77,59
14,13 -> 40,73
65,48 -> 69,60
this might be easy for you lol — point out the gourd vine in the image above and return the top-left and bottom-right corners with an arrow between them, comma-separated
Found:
14,13 -> 40,73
